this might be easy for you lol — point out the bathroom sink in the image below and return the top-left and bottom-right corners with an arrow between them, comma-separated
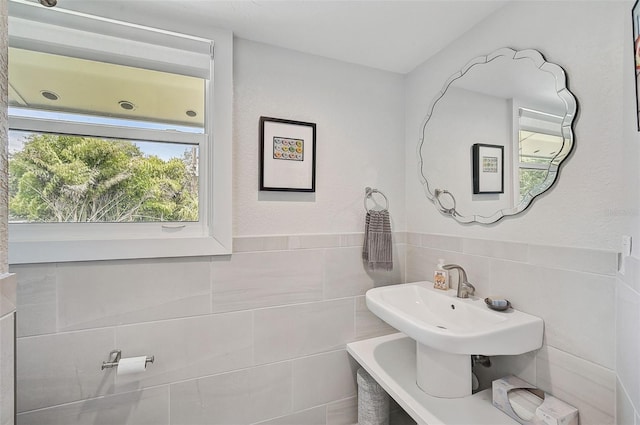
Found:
366,281 -> 543,355
366,281 -> 543,398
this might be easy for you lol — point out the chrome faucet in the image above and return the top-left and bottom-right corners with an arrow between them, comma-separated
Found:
442,264 -> 476,298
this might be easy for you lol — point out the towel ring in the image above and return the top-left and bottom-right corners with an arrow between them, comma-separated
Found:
364,187 -> 389,212
434,188 -> 457,215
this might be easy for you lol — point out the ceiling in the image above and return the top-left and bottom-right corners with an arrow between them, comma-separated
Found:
56,0 -> 511,74
7,0 -> 515,137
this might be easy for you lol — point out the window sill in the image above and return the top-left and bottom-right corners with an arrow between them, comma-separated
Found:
9,235 -> 231,264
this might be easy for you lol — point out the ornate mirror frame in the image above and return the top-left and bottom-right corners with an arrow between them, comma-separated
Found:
417,48 -> 578,224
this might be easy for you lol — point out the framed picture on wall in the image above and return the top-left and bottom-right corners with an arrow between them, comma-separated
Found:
472,143 -> 504,194
259,116 -> 316,192
633,0 -> 640,130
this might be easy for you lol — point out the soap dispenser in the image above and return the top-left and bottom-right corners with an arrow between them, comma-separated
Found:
433,259 -> 449,290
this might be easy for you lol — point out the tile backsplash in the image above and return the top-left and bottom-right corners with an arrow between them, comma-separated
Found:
406,233 -> 617,425
616,255 -> 640,424
11,232 -> 618,425
11,233 -> 403,425
0,274 -> 15,425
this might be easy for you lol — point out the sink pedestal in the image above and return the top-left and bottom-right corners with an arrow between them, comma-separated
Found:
365,282 -> 544,398
416,343 -> 471,398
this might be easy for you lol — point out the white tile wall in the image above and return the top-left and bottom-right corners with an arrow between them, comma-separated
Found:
405,245 -> 493,296
57,258 -> 212,331
617,278 -> 640,408
233,236 -> 290,253
253,406 -> 326,425
527,244 -> 618,276
0,313 -> 14,425
617,380 -> 636,425
17,387 -> 169,425
354,296 -> 397,340
340,233 -> 365,248
12,264 -> 56,337
169,362 -> 292,425
420,234 -> 462,252
254,298 -> 355,364
17,327 -> 116,412
406,233 -> 618,425
11,234 -> 404,424
10,232 -> 621,425
461,238 -> 528,262
324,247 -> 377,299
326,397 -> 357,425
289,234 -> 342,250
291,350 -> 359,411
494,260 -> 615,368
212,249 -> 325,313
616,255 -> 640,424
536,345 -> 615,425
114,312 -> 253,391
622,255 -> 640,292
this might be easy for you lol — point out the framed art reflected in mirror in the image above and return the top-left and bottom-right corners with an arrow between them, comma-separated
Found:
472,143 -> 504,195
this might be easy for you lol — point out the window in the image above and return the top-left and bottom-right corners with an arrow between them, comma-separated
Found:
8,0 -> 232,263
9,49 -> 204,224
517,108 -> 567,201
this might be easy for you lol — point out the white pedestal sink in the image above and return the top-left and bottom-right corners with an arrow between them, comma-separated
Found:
366,282 -> 543,398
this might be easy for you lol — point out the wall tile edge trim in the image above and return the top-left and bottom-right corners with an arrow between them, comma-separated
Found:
233,232 -> 407,253
406,232 -> 618,276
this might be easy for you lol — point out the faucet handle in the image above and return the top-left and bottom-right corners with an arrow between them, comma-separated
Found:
463,281 -> 476,296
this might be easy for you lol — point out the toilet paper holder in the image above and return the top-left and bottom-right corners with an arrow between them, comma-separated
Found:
101,349 -> 155,370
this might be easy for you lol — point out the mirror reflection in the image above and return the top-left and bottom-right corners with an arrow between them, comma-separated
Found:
418,48 -> 577,224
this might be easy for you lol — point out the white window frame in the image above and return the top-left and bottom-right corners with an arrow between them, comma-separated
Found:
7,0 -> 232,264
512,106 -> 564,202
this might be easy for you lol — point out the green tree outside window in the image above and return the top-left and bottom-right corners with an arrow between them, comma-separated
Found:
9,134 -> 198,223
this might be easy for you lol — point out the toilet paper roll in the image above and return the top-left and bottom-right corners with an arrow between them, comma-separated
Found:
117,356 -> 148,375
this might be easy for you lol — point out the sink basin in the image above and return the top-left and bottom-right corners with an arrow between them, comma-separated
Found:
366,281 -> 543,355
366,281 -> 543,398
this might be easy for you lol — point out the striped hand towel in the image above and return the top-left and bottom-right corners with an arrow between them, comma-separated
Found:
362,210 -> 393,271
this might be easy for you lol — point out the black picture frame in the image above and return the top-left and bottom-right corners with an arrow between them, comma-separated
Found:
633,0 -> 640,130
259,116 -> 316,192
472,143 -> 504,194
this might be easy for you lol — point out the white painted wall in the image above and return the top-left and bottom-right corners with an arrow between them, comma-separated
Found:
617,1 -> 640,423
406,1 -> 626,251
42,1 -> 407,238
622,0 -> 640,253
234,38 -> 406,236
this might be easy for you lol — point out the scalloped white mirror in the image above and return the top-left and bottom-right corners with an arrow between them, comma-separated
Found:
418,48 -> 577,224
